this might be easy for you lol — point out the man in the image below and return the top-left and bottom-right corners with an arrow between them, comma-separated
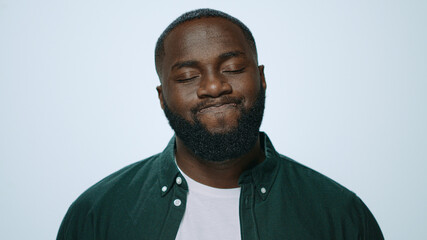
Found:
57,8 -> 384,240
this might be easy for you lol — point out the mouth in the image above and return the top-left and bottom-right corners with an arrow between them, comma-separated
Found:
198,102 -> 238,114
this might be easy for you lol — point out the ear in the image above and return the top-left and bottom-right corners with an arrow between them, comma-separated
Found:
156,85 -> 165,110
258,65 -> 267,90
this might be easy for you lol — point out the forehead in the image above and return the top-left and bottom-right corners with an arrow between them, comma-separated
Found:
162,17 -> 253,69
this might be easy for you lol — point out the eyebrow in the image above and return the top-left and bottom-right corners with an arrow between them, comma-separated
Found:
218,51 -> 246,60
170,51 -> 246,71
171,60 -> 199,71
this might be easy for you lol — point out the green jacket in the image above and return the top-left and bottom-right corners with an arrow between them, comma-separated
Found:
57,133 -> 383,240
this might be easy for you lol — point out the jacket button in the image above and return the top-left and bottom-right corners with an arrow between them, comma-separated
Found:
174,199 -> 182,207
176,177 -> 182,185
260,187 -> 266,194
161,186 -> 167,192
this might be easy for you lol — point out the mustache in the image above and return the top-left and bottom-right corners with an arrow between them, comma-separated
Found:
190,96 -> 244,114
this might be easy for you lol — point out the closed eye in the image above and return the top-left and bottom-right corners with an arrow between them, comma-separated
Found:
176,76 -> 198,83
223,67 -> 245,74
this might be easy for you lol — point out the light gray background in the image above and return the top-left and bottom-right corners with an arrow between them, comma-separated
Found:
1,0 -> 426,239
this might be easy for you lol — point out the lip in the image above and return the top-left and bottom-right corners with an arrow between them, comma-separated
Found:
198,102 -> 238,113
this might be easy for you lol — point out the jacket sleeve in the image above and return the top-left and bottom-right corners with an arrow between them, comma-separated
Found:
57,200 -> 95,240
353,196 -> 384,240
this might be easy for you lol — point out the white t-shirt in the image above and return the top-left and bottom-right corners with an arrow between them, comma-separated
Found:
175,166 -> 241,240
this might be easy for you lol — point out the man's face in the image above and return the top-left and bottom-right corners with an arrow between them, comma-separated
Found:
157,17 -> 266,161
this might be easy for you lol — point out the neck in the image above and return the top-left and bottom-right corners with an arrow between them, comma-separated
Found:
175,135 -> 265,188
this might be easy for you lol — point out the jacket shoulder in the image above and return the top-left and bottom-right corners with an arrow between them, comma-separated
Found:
78,153 -> 161,204
277,154 -> 356,200
57,153 -> 162,240
273,154 -> 383,239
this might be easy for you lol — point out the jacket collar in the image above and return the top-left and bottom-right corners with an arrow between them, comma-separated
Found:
239,132 -> 280,201
156,132 -> 280,200
157,136 -> 181,197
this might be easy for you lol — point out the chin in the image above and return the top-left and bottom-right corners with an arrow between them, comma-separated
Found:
205,125 -> 238,135
197,113 -> 241,134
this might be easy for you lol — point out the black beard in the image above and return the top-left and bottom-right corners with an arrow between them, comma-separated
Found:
162,89 -> 265,162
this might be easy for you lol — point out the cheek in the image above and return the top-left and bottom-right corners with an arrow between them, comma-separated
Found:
230,75 -> 262,103
163,85 -> 199,119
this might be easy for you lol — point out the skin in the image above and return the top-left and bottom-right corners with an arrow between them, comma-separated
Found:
156,17 -> 267,188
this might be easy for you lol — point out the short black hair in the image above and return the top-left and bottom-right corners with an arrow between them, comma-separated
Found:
154,8 -> 258,78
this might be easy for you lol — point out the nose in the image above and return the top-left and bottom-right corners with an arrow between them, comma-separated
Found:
197,72 -> 232,98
